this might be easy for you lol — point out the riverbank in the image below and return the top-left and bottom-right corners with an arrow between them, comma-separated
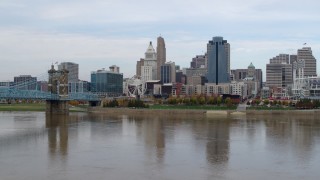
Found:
0,104 -> 45,111
245,109 -> 320,115
1,104 -> 320,116
88,107 -> 320,116
88,107 -> 206,115
0,104 -> 87,112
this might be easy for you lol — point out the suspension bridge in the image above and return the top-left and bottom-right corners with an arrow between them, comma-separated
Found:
0,65 -> 100,114
0,88 -> 99,101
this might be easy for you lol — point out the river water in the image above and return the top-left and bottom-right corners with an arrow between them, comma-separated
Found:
0,112 -> 320,180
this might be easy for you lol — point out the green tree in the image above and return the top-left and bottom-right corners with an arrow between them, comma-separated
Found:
225,97 -> 232,107
207,96 -> 214,104
199,97 -> 206,105
190,96 -> 197,105
217,96 -> 222,106
255,99 -> 261,105
183,98 -> 190,105
313,100 -> 320,108
177,98 -> 183,104
296,99 -> 314,109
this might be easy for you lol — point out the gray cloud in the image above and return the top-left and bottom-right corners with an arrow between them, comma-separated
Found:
0,0 -> 320,81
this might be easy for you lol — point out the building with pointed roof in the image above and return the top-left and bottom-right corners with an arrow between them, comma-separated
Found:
145,41 -> 157,60
230,62 -> 263,98
247,62 -> 255,79
140,42 -> 158,81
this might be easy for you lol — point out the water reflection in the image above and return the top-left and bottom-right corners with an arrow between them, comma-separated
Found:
0,112 -> 45,149
263,115 -> 319,164
14,114 -> 37,121
46,114 -> 69,157
125,114 -> 231,170
1,112 -> 320,180
206,119 -> 230,165
89,114 -> 123,141
125,114 -> 166,163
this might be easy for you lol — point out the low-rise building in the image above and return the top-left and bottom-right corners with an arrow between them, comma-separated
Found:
261,87 -> 270,99
205,83 -> 230,95
230,81 -> 248,99
91,66 -> 123,97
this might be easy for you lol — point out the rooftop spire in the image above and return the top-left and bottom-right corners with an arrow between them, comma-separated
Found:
248,62 -> 255,68
146,41 -> 155,53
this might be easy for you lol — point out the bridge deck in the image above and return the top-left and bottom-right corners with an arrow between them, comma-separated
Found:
0,88 -> 100,101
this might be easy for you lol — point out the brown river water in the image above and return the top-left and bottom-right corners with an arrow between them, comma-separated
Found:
0,112 -> 320,180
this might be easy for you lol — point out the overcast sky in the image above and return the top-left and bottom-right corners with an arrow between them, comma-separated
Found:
1,0 -> 320,81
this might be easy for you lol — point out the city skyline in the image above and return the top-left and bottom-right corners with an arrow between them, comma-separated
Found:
0,0 -> 320,81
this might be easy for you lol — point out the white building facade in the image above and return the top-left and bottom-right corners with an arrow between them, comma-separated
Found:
141,42 -> 158,81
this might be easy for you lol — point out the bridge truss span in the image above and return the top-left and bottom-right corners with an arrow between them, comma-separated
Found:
0,88 -> 99,101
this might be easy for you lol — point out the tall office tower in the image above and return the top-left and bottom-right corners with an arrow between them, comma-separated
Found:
224,43 -> 230,73
58,62 -> 79,82
266,54 -> 293,88
141,42 -> 157,81
136,58 -> 144,77
161,62 -> 176,84
156,36 -> 166,80
297,47 -> 317,77
269,54 -> 289,64
206,36 -> 230,84
190,55 -> 206,68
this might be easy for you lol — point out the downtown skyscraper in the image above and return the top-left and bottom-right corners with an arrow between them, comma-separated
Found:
58,62 -> 79,82
266,54 -> 292,88
297,47 -> 317,77
206,36 -> 230,84
156,36 -> 166,80
141,41 -> 157,81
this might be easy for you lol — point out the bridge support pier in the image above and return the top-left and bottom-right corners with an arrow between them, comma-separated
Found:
46,100 -> 69,115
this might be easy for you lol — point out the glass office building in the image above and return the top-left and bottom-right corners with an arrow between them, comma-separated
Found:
206,36 -> 230,84
160,62 -> 175,84
91,69 -> 123,97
